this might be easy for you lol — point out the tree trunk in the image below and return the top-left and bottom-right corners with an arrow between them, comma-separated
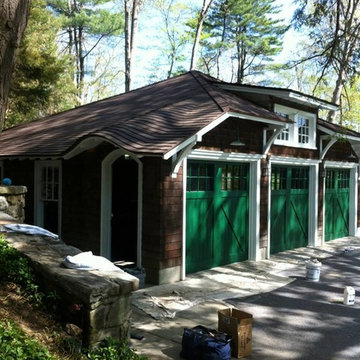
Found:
216,12 -> 227,79
0,0 -> 30,131
327,66 -> 345,123
124,0 -> 131,92
190,0 -> 213,71
124,0 -> 140,92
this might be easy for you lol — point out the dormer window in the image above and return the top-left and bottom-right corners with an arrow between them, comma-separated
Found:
274,104 -> 316,149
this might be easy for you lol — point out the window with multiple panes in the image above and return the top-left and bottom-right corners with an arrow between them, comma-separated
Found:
187,162 -> 214,192
221,164 -> 248,191
271,167 -> 287,190
276,112 -> 289,141
326,169 -> 350,190
291,167 -> 309,189
41,166 -> 59,201
297,116 -> 309,144
337,170 -> 350,189
325,170 -> 335,189
274,104 -> 316,148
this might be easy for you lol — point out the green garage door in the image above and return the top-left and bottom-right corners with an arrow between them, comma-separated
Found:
186,161 -> 249,273
325,169 -> 350,241
270,166 -> 309,254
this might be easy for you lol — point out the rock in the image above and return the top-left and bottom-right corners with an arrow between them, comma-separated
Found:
0,196 -> 8,211
65,323 -> 83,337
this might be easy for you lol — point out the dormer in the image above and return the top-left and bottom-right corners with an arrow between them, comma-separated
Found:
216,82 -> 339,150
274,104 -> 316,149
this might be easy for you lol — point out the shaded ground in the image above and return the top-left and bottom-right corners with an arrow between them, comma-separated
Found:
227,249 -> 360,360
0,283 -> 74,359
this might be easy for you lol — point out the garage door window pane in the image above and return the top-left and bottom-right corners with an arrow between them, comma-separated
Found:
326,170 -> 335,189
338,170 -> 350,189
291,167 -> 309,189
187,163 -> 214,191
221,164 -> 247,191
271,167 -> 287,190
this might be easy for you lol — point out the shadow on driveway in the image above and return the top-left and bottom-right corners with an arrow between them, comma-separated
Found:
226,250 -> 360,360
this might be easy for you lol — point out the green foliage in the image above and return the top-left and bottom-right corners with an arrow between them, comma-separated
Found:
0,236 -> 37,292
200,0 -> 288,82
0,320 -> 56,360
47,0 -> 124,96
85,338 -> 147,360
0,236 -> 59,310
341,76 -> 360,129
5,0 -> 78,129
0,236 -> 146,359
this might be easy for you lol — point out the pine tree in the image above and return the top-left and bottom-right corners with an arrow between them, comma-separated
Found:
203,0 -> 288,83
47,0 -> 123,99
5,0 -> 78,128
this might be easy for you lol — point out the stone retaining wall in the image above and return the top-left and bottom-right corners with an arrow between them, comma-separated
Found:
0,213 -> 139,348
0,186 -> 27,222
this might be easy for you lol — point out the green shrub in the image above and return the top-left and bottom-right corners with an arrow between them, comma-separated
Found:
86,338 -> 147,360
0,235 -> 59,310
0,236 -> 147,360
0,235 -> 37,293
0,320 -> 56,360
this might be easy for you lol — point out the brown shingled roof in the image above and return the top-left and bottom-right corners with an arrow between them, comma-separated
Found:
0,71 -> 288,159
318,118 -> 360,138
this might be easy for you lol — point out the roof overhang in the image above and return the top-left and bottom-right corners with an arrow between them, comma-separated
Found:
318,125 -> 360,142
63,135 -> 142,160
218,84 -> 339,111
163,111 -> 288,160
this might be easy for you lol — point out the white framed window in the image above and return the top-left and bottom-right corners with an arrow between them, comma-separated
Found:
274,104 -> 316,149
35,160 -> 62,235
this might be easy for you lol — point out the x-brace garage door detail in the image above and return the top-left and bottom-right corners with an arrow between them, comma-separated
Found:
325,169 -> 350,241
270,166 -> 309,254
186,161 -> 249,274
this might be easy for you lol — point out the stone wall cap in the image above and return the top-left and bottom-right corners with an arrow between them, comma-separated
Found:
0,185 -> 27,195
1,231 -> 139,304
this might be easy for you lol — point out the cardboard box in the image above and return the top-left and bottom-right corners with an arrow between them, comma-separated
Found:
218,308 -> 253,358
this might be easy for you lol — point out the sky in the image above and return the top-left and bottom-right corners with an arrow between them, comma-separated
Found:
87,0 -> 303,98
135,0 -> 300,86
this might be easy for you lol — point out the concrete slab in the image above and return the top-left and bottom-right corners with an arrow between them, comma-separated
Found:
131,237 -> 360,359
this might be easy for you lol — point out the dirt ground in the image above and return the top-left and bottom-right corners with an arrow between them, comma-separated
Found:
0,282 -> 74,359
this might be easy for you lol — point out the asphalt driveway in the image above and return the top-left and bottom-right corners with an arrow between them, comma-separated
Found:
227,249 -> 360,360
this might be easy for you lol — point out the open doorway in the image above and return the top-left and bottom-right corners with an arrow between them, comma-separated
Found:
111,156 -> 138,262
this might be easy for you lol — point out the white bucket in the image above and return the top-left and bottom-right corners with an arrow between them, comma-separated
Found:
343,286 -> 355,305
305,260 -> 322,281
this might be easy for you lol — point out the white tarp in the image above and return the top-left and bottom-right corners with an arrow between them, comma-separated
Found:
62,251 -> 121,272
1,223 -> 59,240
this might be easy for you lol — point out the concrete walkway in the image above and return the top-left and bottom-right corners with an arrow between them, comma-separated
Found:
130,237 -> 360,359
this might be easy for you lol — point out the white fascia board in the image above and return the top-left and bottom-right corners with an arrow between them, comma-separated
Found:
219,84 -> 291,98
318,125 -> 360,142
188,149 -> 264,162
324,160 -> 358,169
163,134 -> 199,160
163,111 -> 286,160
270,155 -> 321,166
219,84 -> 338,111
227,112 -> 287,127
289,93 -> 338,111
